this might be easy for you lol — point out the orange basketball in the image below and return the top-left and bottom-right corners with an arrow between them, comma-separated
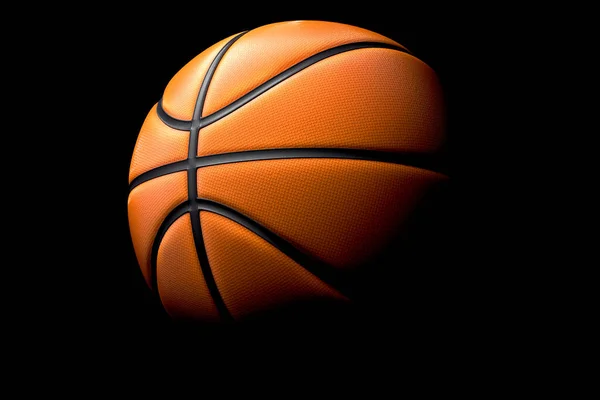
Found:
128,20 -> 447,323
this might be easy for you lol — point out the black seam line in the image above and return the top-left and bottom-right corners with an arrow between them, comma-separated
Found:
155,41 -> 408,131
150,199 -> 353,303
129,148 -> 447,192
130,159 -> 188,191
187,31 -> 246,322
193,31 -> 247,122
156,98 -> 191,131
190,31 -> 247,158
150,202 -> 190,294
197,199 -> 352,299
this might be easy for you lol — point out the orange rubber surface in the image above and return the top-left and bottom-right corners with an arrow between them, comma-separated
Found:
198,48 -> 444,156
198,159 -> 446,269
157,213 -> 219,321
201,211 -> 346,319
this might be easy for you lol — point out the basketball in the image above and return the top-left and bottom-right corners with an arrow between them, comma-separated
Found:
127,20 -> 447,323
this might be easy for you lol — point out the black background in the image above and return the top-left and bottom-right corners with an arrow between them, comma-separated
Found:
53,6 -> 492,360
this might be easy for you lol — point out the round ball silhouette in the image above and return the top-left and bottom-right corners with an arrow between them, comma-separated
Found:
128,20 -> 447,323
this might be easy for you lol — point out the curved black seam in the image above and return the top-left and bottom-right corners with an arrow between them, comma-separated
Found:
154,30 -> 247,131
190,31 -> 247,157
150,202 -> 191,294
155,41 -> 408,129
129,148 -> 447,192
156,98 -> 191,131
129,160 -> 188,191
197,199 -> 353,299
200,42 -> 407,128
150,199 -> 353,302
186,31 -> 246,322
